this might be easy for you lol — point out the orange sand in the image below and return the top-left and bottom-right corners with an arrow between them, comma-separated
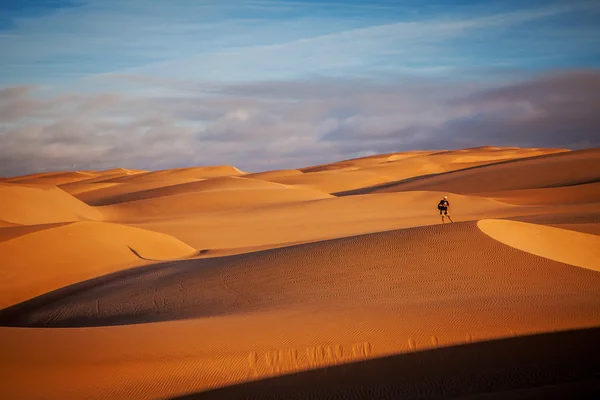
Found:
1,146 -> 599,400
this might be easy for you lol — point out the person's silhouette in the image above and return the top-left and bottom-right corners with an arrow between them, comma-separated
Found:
437,196 -> 453,223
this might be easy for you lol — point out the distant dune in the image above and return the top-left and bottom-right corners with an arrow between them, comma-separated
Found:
0,183 -> 103,225
1,146 -> 599,400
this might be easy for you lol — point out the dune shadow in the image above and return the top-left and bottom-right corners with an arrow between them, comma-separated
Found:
170,326 -> 600,400
0,222 -> 74,243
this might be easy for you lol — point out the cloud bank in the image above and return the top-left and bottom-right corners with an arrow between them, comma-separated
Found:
1,70 -> 599,177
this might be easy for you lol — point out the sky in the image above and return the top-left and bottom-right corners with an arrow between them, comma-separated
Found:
1,0 -> 599,176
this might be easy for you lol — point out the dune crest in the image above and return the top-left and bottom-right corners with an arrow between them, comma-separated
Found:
477,219 -> 600,272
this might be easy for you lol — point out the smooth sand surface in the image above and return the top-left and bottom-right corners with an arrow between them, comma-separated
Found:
0,183 -> 103,225
1,146 -> 599,400
478,219 -> 600,272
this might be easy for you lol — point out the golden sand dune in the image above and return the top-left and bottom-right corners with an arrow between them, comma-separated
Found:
85,176 -> 313,207
2,222 -> 600,399
0,183 -> 103,225
478,181 -> 600,206
68,178 -> 204,205
268,168 -> 396,193
245,169 -> 304,180
268,147 -> 566,194
299,150 -> 435,173
64,166 -> 247,205
100,165 -> 245,184
1,146 -> 599,400
130,191 -> 518,250
0,220 -> 197,309
101,185 -> 333,222
344,147 -> 599,196
478,219 -> 600,272
59,181 -> 124,196
5,171 -> 98,186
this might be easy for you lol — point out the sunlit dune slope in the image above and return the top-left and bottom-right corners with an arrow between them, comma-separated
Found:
82,176 -> 314,206
267,147 -> 567,194
62,166 -> 247,205
101,185 -> 332,222
478,219 -> 600,272
339,147 -> 597,197
1,222 -> 600,400
0,183 -> 103,225
68,178 -> 204,205
268,168 -> 397,193
298,151 -> 436,173
130,191 -> 518,249
100,166 -> 245,184
0,221 -> 197,309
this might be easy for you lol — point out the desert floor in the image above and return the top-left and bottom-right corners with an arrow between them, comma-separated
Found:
1,146 -> 599,399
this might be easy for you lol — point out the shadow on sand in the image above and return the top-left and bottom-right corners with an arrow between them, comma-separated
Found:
169,326 -> 600,400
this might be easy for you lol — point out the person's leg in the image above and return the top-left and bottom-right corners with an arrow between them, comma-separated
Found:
440,209 -> 445,223
446,210 -> 453,223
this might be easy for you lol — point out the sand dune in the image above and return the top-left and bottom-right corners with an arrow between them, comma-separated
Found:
85,176 -> 314,206
63,166 -> 247,205
129,191 -> 520,250
478,219 -> 600,272
269,147 -> 566,194
477,181 -> 600,206
1,146 -> 599,400
0,183 -> 103,225
268,168 -> 397,193
299,150 -> 435,173
68,178 -> 204,205
101,185 -> 332,222
0,221 -> 197,309
100,165 -> 245,183
59,181 -> 124,196
245,169 -> 304,180
5,171 -> 99,186
2,222 -> 600,400
340,147 -> 598,196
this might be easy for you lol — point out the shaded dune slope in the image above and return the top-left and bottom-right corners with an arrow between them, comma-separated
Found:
334,148 -> 599,197
174,326 -> 600,400
2,221 -> 600,328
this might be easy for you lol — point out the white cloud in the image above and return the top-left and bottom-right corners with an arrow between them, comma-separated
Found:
1,70 -> 598,177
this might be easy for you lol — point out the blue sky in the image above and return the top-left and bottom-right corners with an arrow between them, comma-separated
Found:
1,0 -> 599,175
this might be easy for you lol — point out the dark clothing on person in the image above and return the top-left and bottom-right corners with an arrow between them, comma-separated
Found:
438,199 -> 449,215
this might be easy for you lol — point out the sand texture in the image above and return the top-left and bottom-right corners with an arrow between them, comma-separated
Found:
1,146 -> 599,400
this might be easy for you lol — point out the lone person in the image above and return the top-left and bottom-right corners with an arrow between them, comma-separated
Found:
438,196 -> 453,223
